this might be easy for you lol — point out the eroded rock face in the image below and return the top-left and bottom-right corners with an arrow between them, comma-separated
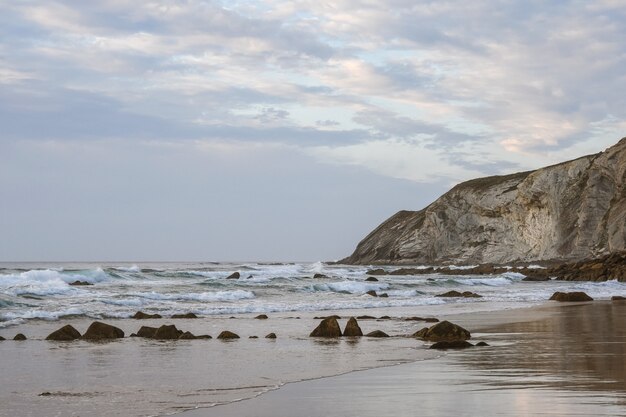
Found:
82,322 -> 124,340
342,138 -> 626,265
46,325 -> 81,341
309,317 -> 342,337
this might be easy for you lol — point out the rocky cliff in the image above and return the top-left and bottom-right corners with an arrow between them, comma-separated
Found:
342,137 -> 626,265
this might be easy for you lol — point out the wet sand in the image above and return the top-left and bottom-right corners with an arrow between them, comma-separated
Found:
183,302 -> 626,417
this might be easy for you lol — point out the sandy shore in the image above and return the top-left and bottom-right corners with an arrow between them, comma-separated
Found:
182,302 -> 626,417
2,302 -> 625,417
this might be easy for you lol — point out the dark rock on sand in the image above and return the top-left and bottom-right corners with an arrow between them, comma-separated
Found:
366,290 -> 378,297
436,290 -> 482,298
612,296 -> 626,301
365,330 -> 389,338
82,322 -> 124,340
153,325 -> 183,340
379,293 -> 389,298
136,326 -> 158,338
249,336 -> 259,339
46,325 -> 81,341
405,317 -> 439,323
379,315 -> 391,320
0,336 -> 5,341
132,311 -> 163,319
314,315 -> 341,320
313,273 -> 328,278
367,269 -> 386,275
430,340 -> 474,350
196,335 -> 212,339
309,317 -> 342,337
68,280 -> 92,286
218,331 -> 240,339
356,315 -> 376,320
13,333 -> 27,340
178,331 -> 197,340
342,317 -> 363,337
418,320 -> 471,342
171,313 -> 198,319
365,277 -> 379,282
475,341 -> 490,346
549,291 -> 594,302
265,333 -> 277,339
412,328 -> 429,338
255,314 -> 269,319
226,272 -> 240,279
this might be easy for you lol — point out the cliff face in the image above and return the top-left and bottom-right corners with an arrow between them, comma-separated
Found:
342,138 -> 626,265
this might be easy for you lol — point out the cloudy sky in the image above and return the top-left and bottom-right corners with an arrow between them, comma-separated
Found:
1,1 -> 625,261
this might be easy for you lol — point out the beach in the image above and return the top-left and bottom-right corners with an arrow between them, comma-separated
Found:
1,263 -> 626,416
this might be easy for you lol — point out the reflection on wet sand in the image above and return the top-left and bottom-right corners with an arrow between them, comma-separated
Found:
459,302 -> 626,396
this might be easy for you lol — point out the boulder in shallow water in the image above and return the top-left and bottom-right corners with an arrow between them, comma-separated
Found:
612,296 -> 626,301
69,280 -> 92,286
313,273 -> 328,278
356,315 -> 376,320
419,321 -> 471,342
13,333 -> 27,340
309,317 -> 342,337
436,290 -> 482,298
342,317 -> 363,337
82,322 -> 124,340
226,272 -> 240,279
153,325 -> 183,340
171,313 -> 198,319
365,277 -> 379,282
0,336 -> 5,341
549,291 -> 593,302
365,330 -> 389,338
366,290 -> 378,297
136,326 -> 158,338
132,311 -> 162,319
249,336 -> 259,339
255,314 -> 268,319
265,333 -> 277,339
430,340 -> 474,350
196,334 -> 212,339
218,331 -> 240,339
412,327 -> 429,338
475,341 -> 490,346
46,325 -> 81,341
178,331 -> 197,340
379,293 -> 389,298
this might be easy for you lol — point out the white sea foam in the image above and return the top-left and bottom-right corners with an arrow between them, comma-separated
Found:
130,290 -> 256,302
309,281 -> 390,294
113,265 -> 141,273
0,307 -> 85,322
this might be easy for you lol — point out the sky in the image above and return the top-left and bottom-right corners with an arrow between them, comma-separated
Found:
1,1 -> 625,262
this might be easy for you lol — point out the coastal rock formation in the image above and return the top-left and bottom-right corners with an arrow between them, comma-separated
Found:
265,333 -> 277,339
132,311 -> 162,319
612,296 -> 626,301
136,326 -> 158,338
313,273 -> 328,278
342,138 -> 626,265
309,317 -> 342,337
365,277 -> 379,282
436,290 -> 482,298
342,317 -> 363,337
153,325 -> 183,339
550,251 -> 626,282
217,331 -> 240,339
366,290 -> 378,297
68,280 -> 92,286
171,313 -> 198,319
549,292 -> 594,302
417,321 -> 471,342
365,330 -> 389,337
46,325 -> 81,341
13,333 -> 27,340
226,272 -> 240,279
430,340 -> 474,350
255,314 -> 268,319
82,322 -> 124,340
178,331 -> 197,340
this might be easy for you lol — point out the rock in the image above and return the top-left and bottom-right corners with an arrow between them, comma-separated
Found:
365,330 -> 389,338
265,333 -> 277,339
196,335 -> 212,339
178,331 -> 197,340
405,317 -> 439,323
0,336 -> 5,341
68,280 -> 92,286
314,315 -> 341,320
366,290 -> 378,297
132,311 -> 163,319
13,333 -> 27,340
130,333 -> 138,337
249,336 -> 259,339
365,277 -> 379,282
430,341 -> 474,350
475,341 -> 490,346
82,322 -> 124,340
309,317 -> 342,337
255,314 -> 269,319
313,273 -> 328,278
340,138 -> 626,266
366,269 -> 387,275
549,291 -> 594,302
418,320 -> 471,342
46,325 -> 81,341
217,331 -> 240,339
436,290 -> 482,298
356,315 -> 376,320
612,296 -> 626,301
379,293 -> 389,298
226,272 -> 240,279
171,313 -> 198,319
412,328 -> 429,338
153,325 -> 183,340
136,326 -> 158,338
379,315 -> 391,320
342,317 -> 363,337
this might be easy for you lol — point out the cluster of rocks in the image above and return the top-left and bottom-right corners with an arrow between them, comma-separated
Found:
132,311 -> 198,319
436,290 -> 482,298
309,317 -> 389,337
365,290 -> 388,297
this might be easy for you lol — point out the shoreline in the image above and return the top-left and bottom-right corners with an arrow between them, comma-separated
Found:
180,301 -> 626,417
